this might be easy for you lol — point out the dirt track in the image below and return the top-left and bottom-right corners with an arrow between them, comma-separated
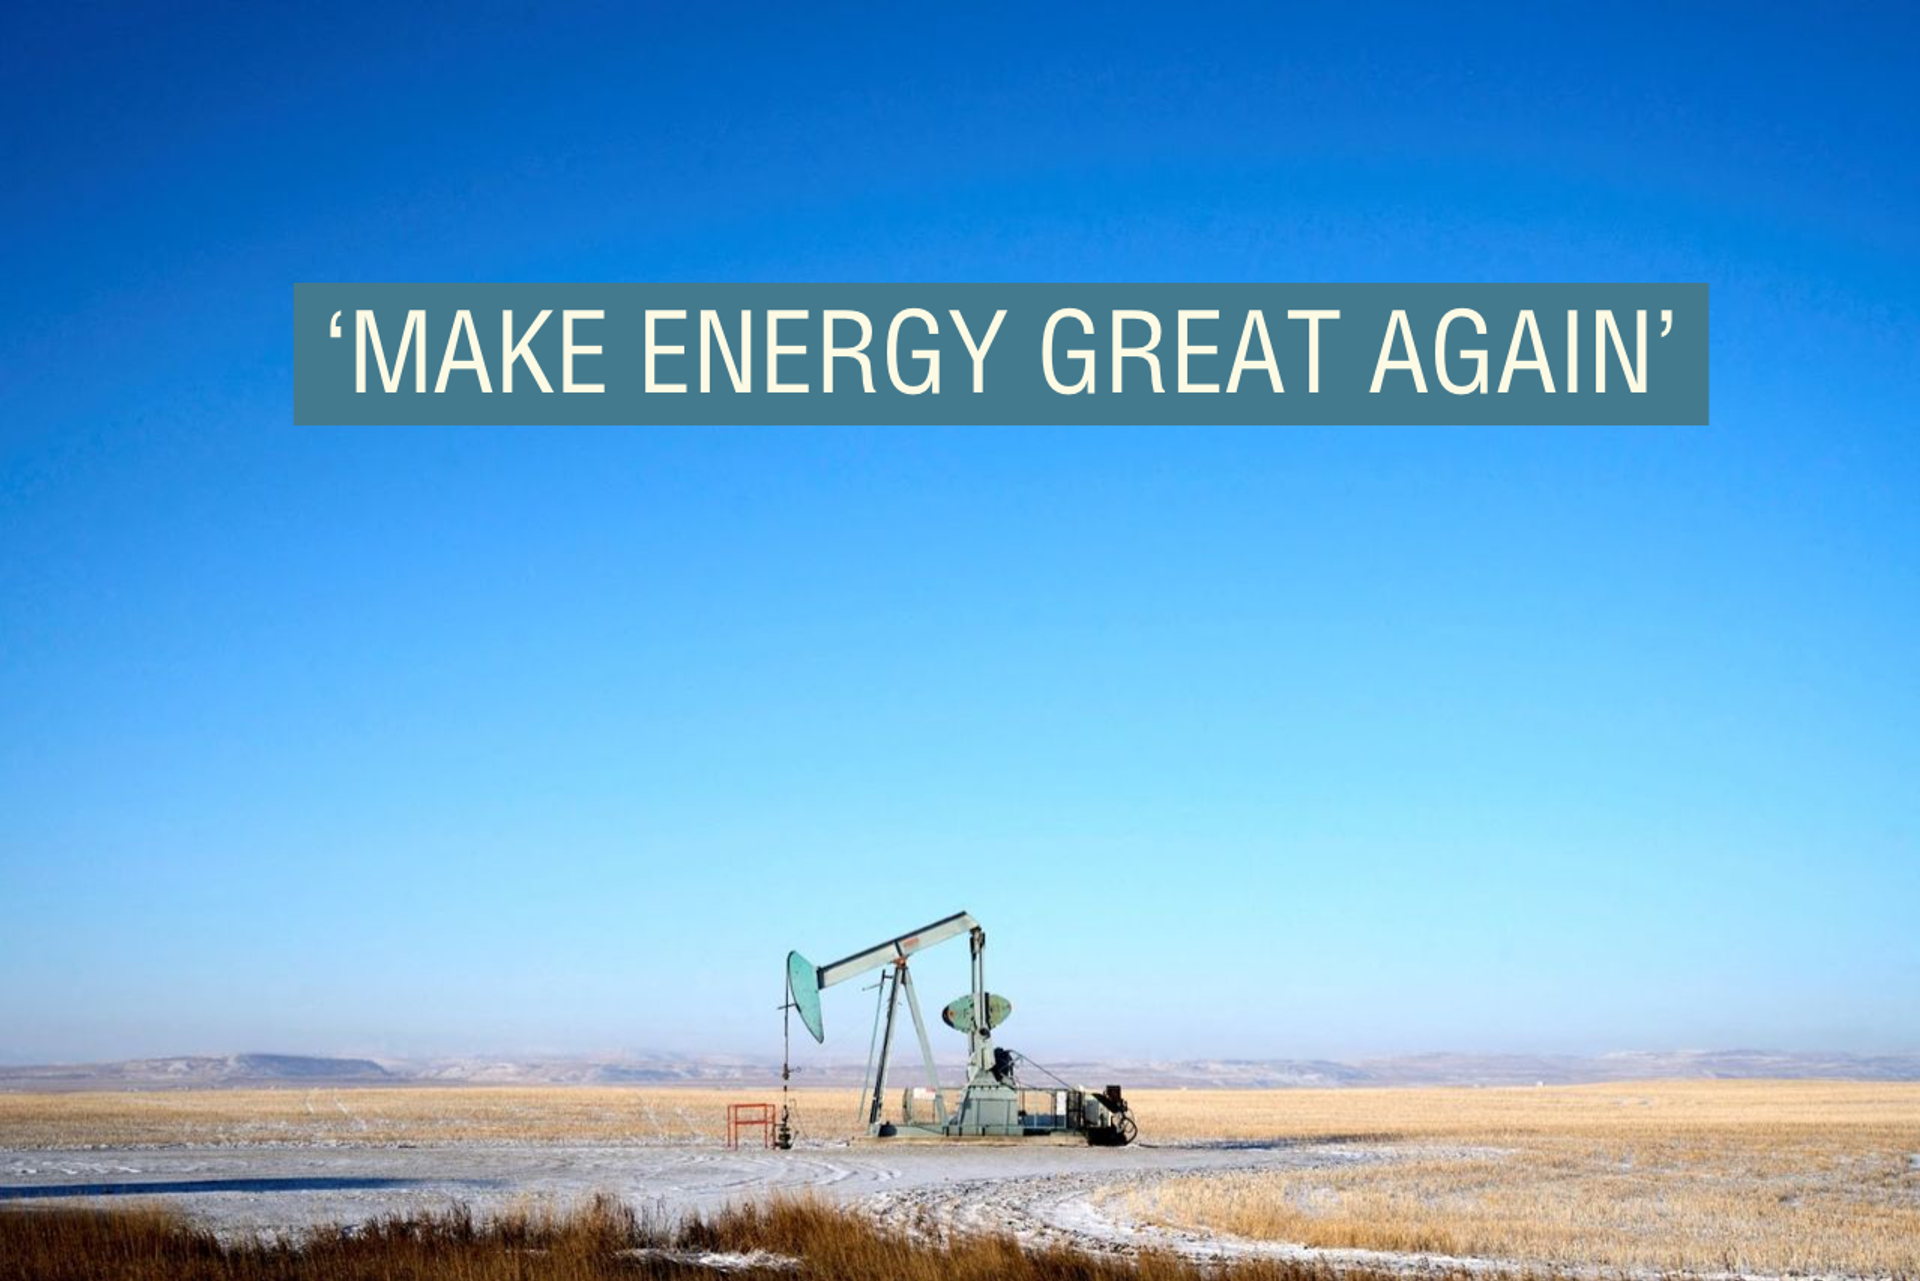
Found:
1,1138 -> 1410,1252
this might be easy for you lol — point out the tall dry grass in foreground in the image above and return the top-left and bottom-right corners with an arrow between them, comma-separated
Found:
0,1195 -> 1401,1281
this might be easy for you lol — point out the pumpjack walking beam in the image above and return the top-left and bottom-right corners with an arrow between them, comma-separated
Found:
813,911 -> 979,989
788,910 -> 981,1129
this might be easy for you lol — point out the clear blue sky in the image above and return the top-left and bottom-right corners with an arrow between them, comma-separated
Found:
1,3 -> 1915,1066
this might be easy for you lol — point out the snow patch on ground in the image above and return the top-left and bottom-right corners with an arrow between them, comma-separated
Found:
617,1247 -> 800,1271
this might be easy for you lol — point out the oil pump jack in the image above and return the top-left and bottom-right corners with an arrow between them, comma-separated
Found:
783,911 -> 1135,1144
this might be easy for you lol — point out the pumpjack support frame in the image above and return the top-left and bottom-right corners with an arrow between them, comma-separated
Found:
784,910 -> 1133,1144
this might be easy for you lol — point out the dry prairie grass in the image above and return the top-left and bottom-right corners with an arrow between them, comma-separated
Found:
0,1086 -> 861,1148
9,1079 -> 1918,1151
1125,1082 -> 1920,1276
0,1193 -> 1411,1281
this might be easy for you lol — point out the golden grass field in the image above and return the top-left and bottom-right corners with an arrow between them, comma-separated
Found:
0,1084 -> 832,1147
1124,1080 -> 1920,1276
4,1080 -> 1919,1275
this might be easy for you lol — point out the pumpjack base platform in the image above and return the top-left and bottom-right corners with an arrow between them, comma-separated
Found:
851,1128 -> 1091,1145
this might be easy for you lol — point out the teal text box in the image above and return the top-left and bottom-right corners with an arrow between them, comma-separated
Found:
294,283 -> 1707,426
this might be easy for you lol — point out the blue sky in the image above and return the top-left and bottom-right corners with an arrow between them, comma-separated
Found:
1,3 -> 1915,1066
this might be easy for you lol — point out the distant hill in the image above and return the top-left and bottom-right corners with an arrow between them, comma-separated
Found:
1346,1049 -> 1920,1087
0,1054 -> 394,1091
3,1048 -> 1915,1092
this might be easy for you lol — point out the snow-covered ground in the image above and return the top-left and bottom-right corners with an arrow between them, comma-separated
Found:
0,1138 -> 1397,1244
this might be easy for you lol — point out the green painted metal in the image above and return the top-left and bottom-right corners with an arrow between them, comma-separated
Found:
787,950 -> 824,1043
816,912 -> 977,990
785,912 -> 1135,1145
940,992 -> 1011,1036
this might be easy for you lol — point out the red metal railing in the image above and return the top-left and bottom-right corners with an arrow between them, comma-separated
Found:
725,1101 -> 777,1149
